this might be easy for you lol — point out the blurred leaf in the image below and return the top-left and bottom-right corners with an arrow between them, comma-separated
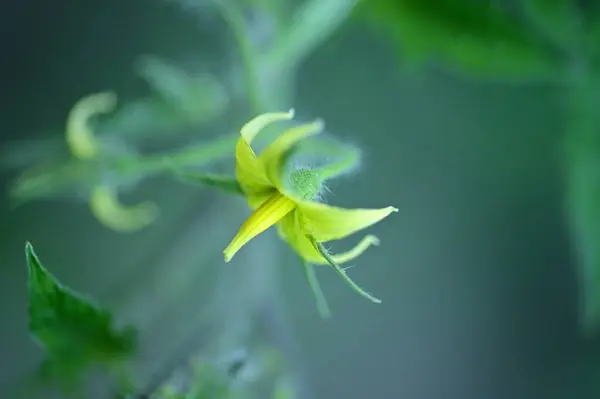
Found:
9,160 -> 102,206
361,0 -> 558,79
26,242 -> 137,392
268,0 -> 359,71
169,168 -> 243,195
271,376 -> 294,399
585,2 -> 600,60
564,76 -> 600,334
521,0 -> 581,49
135,56 -> 228,123
153,360 -> 241,399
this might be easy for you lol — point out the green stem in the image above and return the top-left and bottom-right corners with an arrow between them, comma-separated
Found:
115,133 -> 237,176
302,261 -> 331,318
267,0 -> 361,72
211,0 -> 265,112
170,169 -> 243,196
309,236 -> 381,304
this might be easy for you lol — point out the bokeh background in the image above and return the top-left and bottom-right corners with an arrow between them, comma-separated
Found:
2,0 -> 600,398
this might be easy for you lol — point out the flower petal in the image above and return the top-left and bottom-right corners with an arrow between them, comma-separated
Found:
89,185 -> 158,232
224,192 -> 296,262
66,92 -> 116,160
240,110 -> 295,144
296,201 -> 397,242
277,211 -> 323,261
235,138 -> 270,195
278,214 -> 380,264
235,110 -> 295,195
261,119 -> 325,190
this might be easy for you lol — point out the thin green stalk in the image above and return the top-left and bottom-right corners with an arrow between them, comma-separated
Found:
170,169 -> 243,195
115,133 -> 238,176
267,0 -> 361,71
302,261 -> 331,318
210,0 -> 265,112
309,236 -> 381,304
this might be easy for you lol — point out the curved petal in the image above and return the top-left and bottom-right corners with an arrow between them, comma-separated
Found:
328,235 -> 380,264
240,109 -> 295,144
89,185 -> 159,232
66,92 -> 116,160
296,200 -> 397,242
278,214 -> 381,264
236,110 -> 295,195
261,119 -> 324,190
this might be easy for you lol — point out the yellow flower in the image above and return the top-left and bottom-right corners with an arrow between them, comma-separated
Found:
223,110 -> 397,305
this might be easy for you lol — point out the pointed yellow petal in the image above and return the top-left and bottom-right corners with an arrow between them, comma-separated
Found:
89,186 -> 158,232
240,109 -> 295,144
260,119 -> 325,190
66,92 -> 116,160
224,193 -> 296,262
235,110 -> 294,195
297,201 -> 397,242
278,214 -> 380,264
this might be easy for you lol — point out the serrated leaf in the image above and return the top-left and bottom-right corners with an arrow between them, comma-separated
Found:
25,242 -> 137,389
361,0 -> 558,79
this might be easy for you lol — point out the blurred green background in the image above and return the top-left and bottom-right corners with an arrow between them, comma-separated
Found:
2,0 -> 600,398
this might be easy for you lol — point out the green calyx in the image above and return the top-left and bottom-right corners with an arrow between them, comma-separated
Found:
289,168 -> 323,200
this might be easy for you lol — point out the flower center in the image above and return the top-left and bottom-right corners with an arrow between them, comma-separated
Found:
289,168 -> 322,200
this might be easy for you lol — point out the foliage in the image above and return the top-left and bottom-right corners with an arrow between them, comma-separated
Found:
360,0 -> 600,336
10,0 -> 600,397
25,242 -> 137,395
360,0 -> 560,79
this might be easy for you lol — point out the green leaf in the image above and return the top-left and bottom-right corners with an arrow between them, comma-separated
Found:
585,2 -> 600,61
521,0 -> 582,50
169,168 -> 244,195
25,242 -> 137,391
361,0 -> 559,79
